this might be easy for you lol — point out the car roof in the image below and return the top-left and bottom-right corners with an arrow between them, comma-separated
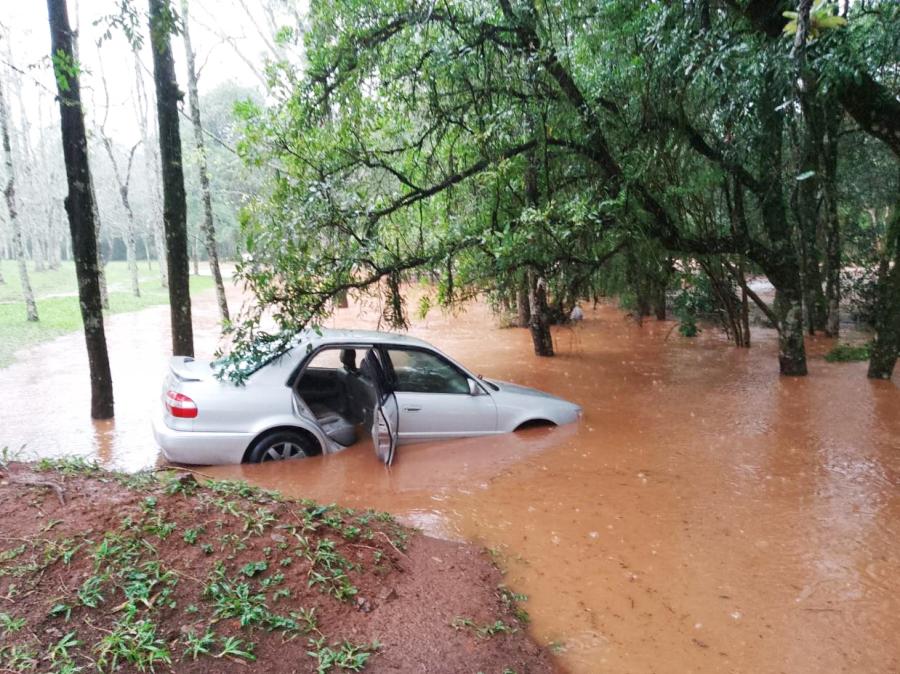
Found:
299,328 -> 433,349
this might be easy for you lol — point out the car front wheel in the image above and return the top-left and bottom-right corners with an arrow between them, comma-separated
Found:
247,430 -> 319,463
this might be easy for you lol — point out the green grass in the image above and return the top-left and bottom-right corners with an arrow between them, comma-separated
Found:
825,342 -> 872,363
0,260 -> 214,368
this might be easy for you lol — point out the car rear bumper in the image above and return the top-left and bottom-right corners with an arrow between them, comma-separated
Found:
152,412 -> 250,465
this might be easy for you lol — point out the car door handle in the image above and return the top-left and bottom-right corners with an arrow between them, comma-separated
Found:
403,406 -> 421,412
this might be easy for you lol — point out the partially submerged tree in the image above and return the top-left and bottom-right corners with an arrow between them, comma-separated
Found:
149,0 -> 193,356
47,0 -> 114,418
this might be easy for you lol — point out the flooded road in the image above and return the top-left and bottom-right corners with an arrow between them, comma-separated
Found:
1,289 -> 898,673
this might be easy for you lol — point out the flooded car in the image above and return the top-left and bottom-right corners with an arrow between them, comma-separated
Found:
152,328 -> 582,465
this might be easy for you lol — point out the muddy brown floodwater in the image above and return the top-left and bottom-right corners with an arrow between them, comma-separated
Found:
2,287 -> 899,673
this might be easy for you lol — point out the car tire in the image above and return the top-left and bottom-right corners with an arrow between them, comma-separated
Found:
247,430 -> 320,463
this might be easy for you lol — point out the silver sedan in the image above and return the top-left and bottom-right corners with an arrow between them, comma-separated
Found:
152,329 -> 582,465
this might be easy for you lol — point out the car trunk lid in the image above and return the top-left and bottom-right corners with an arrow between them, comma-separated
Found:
168,356 -> 214,383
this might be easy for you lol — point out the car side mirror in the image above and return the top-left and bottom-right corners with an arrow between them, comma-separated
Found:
467,378 -> 485,396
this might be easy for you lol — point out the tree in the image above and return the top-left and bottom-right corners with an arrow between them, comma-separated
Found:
47,0 -> 114,419
133,51 -> 168,288
149,0 -> 193,356
867,192 -> 900,379
222,0 -> 896,381
0,67 -> 38,322
96,56 -> 141,298
181,0 -> 229,323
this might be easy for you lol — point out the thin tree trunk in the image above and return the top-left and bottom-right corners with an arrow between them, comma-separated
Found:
133,52 -> 168,289
737,260 -> 751,347
149,0 -> 194,357
182,0 -> 229,322
100,139 -> 141,298
47,0 -> 114,419
0,74 -> 38,322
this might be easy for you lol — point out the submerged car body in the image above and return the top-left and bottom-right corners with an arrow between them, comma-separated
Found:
152,329 -> 581,465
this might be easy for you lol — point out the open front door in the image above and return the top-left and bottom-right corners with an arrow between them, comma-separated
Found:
363,350 -> 399,466
372,392 -> 399,466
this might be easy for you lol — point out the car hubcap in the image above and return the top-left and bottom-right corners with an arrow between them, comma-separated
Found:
263,441 -> 305,461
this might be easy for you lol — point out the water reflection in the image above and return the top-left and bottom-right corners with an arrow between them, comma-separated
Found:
0,290 -> 898,673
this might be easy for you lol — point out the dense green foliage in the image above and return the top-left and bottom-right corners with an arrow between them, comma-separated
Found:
221,0 -> 898,379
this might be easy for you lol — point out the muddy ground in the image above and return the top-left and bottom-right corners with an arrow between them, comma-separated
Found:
0,460 -> 555,673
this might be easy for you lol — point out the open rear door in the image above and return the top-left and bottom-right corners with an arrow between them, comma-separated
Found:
363,350 -> 399,466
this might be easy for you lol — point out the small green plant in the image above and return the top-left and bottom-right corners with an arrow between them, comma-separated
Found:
292,607 -> 318,633
181,628 -> 216,660
0,612 -> 25,635
244,507 -> 277,535
47,631 -> 81,666
306,637 -> 379,673
498,586 -> 530,623
272,587 -> 292,601
116,471 -> 157,491
2,645 -> 38,671
825,342 -> 871,362
451,616 -> 517,638
77,574 -> 106,608
35,456 -> 102,476
240,560 -> 268,577
49,602 -> 72,621
95,616 -> 172,672
204,568 -> 268,627
183,526 -> 204,545
260,572 -> 284,588
450,616 -> 475,631
217,635 -> 255,661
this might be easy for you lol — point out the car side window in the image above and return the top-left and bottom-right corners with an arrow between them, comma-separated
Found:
386,349 -> 469,394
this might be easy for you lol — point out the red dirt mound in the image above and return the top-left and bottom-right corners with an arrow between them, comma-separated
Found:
0,460 -> 557,673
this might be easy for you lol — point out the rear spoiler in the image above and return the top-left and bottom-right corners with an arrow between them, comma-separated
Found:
168,356 -> 206,382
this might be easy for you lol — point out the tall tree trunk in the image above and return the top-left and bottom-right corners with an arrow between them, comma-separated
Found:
759,61 -> 807,375
47,0 -> 114,419
822,105 -> 841,337
867,196 -> 900,380
516,276 -> 530,327
0,75 -> 38,322
524,144 -> 552,355
69,10 -> 109,310
182,0 -> 229,323
792,0 -> 825,334
528,271 -> 554,357
149,0 -> 194,357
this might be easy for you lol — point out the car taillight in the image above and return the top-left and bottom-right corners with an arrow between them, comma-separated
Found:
166,390 -> 198,418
